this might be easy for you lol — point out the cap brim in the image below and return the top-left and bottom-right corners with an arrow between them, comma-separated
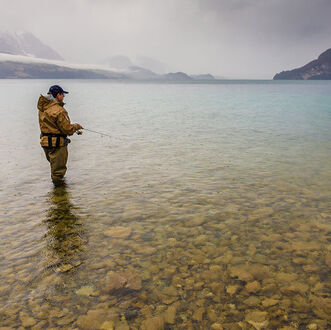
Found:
63,91 -> 69,94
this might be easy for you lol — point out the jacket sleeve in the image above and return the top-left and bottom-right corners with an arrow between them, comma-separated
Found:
56,111 -> 80,136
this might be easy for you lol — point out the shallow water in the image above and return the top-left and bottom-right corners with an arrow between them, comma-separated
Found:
0,79 -> 330,329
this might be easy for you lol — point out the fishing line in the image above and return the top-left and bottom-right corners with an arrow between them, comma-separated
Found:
80,128 -> 112,138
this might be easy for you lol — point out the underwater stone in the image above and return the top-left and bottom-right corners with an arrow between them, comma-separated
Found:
76,308 -> 119,329
226,285 -> 239,296
261,298 -> 279,307
31,320 -> 47,330
245,281 -> 261,293
141,316 -> 164,330
54,264 -> 73,272
303,265 -> 319,273
76,285 -> 95,296
162,286 -> 177,296
310,296 -> 331,319
292,257 -> 306,265
162,303 -> 178,324
192,307 -> 205,321
245,310 -> 268,329
280,282 -> 309,295
19,312 -> 36,327
103,271 -> 142,292
103,226 -> 132,239
206,307 -> 217,322
291,241 -> 321,251
276,272 -> 298,283
189,215 -> 206,227
100,320 -> 115,329
244,296 -> 260,307
56,314 -> 75,326
229,266 -> 254,282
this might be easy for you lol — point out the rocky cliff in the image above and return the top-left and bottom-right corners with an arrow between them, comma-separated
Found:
274,48 -> 331,80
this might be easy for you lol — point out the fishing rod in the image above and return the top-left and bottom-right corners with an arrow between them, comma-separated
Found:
76,128 -> 112,138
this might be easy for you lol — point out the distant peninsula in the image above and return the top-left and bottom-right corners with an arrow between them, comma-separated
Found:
274,48 -> 331,80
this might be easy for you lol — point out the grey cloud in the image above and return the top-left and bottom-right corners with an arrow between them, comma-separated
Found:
0,0 -> 330,78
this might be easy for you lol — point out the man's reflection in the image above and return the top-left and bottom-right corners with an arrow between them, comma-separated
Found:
43,183 -> 87,270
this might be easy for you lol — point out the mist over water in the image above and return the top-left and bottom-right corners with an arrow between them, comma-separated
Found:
0,80 -> 330,328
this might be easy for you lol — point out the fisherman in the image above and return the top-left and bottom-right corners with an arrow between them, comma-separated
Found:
37,85 -> 83,185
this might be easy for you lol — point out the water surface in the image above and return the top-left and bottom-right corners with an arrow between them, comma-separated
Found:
0,80 -> 330,329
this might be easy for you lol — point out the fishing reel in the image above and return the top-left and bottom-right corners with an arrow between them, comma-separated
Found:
76,130 -> 83,135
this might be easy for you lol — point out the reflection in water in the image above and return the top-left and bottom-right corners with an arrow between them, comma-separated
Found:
43,183 -> 87,271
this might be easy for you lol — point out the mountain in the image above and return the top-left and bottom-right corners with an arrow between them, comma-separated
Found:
0,54 -> 217,81
191,74 -> 215,80
100,55 -> 133,70
0,54 -> 126,79
163,72 -> 193,81
126,66 -> 159,80
274,48 -> 331,80
135,56 -> 167,74
0,30 -> 63,60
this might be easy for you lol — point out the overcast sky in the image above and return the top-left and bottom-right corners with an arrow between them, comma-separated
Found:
1,0 -> 331,78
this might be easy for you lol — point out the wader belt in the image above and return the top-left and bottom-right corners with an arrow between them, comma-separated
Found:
40,133 -> 67,148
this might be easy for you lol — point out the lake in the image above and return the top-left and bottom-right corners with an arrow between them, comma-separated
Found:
0,79 -> 330,329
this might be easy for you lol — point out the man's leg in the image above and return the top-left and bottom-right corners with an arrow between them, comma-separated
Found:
48,146 -> 68,183
43,147 -> 51,162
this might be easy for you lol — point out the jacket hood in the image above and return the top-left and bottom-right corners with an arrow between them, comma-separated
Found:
37,95 -> 64,112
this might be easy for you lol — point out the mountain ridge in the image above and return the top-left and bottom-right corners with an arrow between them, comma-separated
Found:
274,48 -> 331,80
0,54 -> 215,81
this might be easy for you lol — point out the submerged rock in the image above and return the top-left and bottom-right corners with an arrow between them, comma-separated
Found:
76,308 -> 119,329
103,271 -> 142,292
141,316 -> 164,330
261,298 -> 279,307
310,296 -> 331,319
280,282 -> 309,295
76,285 -> 95,296
54,264 -> 73,272
162,303 -> 178,324
245,310 -> 268,329
226,285 -> 240,296
245,281 -> 261,293
19,312 -> 36,327
103,227 -> 132,239
100,320 -> 115,329
244,296 -> 261,307
276,272 -> 298,283
192,307 -> 205,321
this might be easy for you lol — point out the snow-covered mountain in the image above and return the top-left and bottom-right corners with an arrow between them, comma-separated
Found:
0,30 -> 63,60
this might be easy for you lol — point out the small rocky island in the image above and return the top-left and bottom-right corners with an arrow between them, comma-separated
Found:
274,48 -> 331,80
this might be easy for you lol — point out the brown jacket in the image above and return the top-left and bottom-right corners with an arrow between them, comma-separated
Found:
38,95 -> 80,147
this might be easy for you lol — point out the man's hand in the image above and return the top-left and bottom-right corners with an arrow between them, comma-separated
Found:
75,123 -> 83,130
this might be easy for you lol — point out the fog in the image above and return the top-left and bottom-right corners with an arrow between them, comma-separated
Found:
1,0 -> 331,78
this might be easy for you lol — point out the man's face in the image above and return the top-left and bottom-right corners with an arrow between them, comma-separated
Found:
56,93 -> 64,102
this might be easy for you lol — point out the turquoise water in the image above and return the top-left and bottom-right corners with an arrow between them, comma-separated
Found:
0,80 -> 330,329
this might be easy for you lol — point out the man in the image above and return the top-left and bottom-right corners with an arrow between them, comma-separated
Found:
38,85 -> 83,184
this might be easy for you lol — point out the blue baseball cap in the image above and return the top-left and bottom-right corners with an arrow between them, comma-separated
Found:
47,85 -> 69,97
